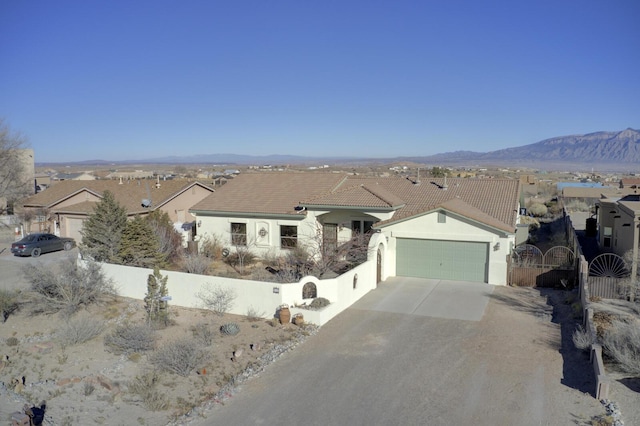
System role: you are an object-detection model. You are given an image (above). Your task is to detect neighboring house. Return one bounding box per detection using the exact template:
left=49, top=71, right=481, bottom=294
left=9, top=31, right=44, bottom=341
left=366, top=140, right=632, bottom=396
left=560, top=186, right=634, bottom=213
left=53, top=172, right=96, bottom=181
left=619, top=178, right=640, bottom=189
left=190, top=173, right=521, bottom=285
left=18, top=179, right=215, bottom=241
left=596, top=194, right=640, bottom=277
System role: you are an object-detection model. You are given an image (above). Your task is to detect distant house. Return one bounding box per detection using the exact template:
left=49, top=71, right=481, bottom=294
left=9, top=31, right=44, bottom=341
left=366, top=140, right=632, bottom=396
left=619, top=178, right=640, bottom=189
left=53, top=172, right=96, bottom=181
left=18, top=179, right=215, bottom=241
left=191, top=173, right=522, bottom=285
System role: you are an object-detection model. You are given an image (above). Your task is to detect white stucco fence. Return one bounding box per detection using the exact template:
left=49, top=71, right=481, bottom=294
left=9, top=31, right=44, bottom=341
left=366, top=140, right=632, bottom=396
left=81, top=244, right=380, bottom=327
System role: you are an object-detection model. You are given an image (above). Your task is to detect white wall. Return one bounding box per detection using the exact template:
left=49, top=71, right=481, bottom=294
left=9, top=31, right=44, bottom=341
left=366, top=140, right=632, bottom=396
left=381, top=210, right=514, bottom=285
left=82, top=248, right=379, bottom=326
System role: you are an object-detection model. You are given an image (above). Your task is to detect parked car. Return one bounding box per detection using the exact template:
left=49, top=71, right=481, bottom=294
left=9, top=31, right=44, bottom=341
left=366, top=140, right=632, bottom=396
left=10, top=233, right=76, bottom=257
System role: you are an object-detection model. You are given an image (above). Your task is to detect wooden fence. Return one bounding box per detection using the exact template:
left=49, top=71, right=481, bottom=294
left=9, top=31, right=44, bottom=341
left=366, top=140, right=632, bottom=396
left=508, top=261, right=576, bottom=288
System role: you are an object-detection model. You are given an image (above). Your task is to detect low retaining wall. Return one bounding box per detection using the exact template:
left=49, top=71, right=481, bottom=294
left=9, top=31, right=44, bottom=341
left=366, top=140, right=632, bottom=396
left=81, top=258, right=377, bottom=327
left=578, top=256, right=610, bottom=400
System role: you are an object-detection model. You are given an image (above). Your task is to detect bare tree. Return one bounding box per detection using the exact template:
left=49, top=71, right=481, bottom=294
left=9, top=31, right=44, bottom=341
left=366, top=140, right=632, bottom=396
left=0, top=119, right=32, bottom=215
left=196, top=284, right=236, bottom=316
left=23, top=257, right=117, bottom=316
left=622, top=250, right=639, bottom=302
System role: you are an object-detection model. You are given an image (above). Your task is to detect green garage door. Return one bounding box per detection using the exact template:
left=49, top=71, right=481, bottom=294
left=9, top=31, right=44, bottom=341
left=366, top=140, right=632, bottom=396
left=396, top=238, right=488, bottom=283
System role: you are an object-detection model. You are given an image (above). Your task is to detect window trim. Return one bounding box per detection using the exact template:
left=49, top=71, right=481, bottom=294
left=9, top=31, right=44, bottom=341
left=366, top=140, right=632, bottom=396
left=231, top=222, right=247, bottom=246
left=280, top=225, right=297, bottom=249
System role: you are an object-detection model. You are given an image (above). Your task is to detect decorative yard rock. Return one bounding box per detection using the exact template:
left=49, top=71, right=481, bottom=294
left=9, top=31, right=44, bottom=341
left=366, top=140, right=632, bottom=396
left=232, top=349, right=243, bottom=361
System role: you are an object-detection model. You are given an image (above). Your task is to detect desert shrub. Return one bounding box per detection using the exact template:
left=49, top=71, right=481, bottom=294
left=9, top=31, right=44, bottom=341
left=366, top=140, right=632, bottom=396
left=181, top=253, right=212, bottom=275
left=83, top=382, right=95, bottom=396
left=564, top=199, right=590, bottom=212
left=5, top=336, right=19, bottom=347
left=23, top=258, right=116, bottom=316
left=528, top=202, right=548, bottom=217
left=196, top=284, right=236, bottom=316
left=128, top=371, right=169, bottom=411
left=0, top=289, right=19, bottom=322
left=572, top=325, right=595, bottom=351
left=309, top=297, right=330, bottom=309
left=593, top=311, right=615, bottom=339
left=199, top=234, right=224, bottom=259
left=602, top=320, right=640, bottom=375
left=149, top=337, right=209, bottom=377
left=220, top=323, right=240, bottom=336
left=57, top=315, right=105, bottom=348
left=246, top=305, right=266, bottom=321
left=104, top=323, right=156, bottom=354
left=191, top=322, right=215, bottom=346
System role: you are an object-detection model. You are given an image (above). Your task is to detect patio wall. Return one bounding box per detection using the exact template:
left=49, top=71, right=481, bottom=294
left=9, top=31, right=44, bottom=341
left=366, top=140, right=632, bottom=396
left=80, top=256, right=377, bottom=327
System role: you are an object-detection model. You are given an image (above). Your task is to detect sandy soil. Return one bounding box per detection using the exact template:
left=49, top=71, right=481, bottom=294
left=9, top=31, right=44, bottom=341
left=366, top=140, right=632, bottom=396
left=0, top=297, right=310, bottom=426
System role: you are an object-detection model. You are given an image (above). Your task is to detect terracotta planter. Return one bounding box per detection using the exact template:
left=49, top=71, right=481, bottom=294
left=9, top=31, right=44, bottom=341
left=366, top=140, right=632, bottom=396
left=293, top=314, right=304, bottom=326
left=279, top=307, right=291, bottom=324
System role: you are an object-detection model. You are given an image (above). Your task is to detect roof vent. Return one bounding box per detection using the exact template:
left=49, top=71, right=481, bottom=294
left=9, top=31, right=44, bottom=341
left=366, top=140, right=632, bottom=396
left=414, top=168, right=421, bottom=185
left=442, top=175, right=448, bottom=190
left=141, top=199, right=152, bottom=208
left=155, top=176, right=161, bottom=189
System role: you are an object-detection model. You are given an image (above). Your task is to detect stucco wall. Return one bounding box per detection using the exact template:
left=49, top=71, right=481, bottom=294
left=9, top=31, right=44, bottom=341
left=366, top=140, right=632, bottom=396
left=161, top=185, right=213, bottom=223
left=82, top=246, right=379, bottom=326
left=195, top=213, right=315, bottom=258
left=381, top=211, right=513, bottom=285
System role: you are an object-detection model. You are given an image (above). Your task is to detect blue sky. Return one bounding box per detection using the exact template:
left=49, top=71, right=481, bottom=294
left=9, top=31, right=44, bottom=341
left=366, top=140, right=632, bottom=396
left=1, top=1, right=639, bottom=163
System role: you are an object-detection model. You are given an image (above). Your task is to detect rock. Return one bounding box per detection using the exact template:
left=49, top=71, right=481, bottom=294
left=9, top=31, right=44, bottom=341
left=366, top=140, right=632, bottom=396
left=232, top=349, right=244, bottom=361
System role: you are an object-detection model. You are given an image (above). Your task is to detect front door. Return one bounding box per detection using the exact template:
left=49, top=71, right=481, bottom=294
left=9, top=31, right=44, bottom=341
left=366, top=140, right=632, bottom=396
left=323, top=223, right=338, bottom=257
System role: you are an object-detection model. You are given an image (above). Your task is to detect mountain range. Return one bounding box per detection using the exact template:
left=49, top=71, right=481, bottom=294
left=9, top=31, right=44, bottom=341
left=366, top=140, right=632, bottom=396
left=43, top=128, right=640, bottom=171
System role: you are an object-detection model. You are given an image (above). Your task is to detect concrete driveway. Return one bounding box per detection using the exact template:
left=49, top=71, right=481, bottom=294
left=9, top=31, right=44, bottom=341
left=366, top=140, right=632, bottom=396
left=356, top=276, right=493, bottom=321
left=192, top=279, right=603, bottom=426
left=0, top=236, right=79, bottom=291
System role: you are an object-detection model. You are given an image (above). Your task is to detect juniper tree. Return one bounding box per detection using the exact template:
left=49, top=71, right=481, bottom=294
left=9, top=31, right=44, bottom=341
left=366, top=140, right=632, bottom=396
left=144, top=266, right=169, bottom=326
left=81, top=190, right=128, bottom=262
left=117, top=215, right=164, bottom=268
left=146, top=209, right=183, bottom=265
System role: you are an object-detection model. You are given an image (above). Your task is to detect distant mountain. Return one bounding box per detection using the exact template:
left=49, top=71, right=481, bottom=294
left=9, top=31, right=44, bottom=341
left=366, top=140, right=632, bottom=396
left=37, top=128, right=640, bottom=170
left=407, top=128, right=640, bottom=166
left=142, top=153, right=359, bottom=165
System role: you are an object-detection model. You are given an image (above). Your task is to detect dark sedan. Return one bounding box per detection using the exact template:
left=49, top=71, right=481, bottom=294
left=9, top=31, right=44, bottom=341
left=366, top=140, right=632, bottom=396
left=10, top=233, right=76, bottom=257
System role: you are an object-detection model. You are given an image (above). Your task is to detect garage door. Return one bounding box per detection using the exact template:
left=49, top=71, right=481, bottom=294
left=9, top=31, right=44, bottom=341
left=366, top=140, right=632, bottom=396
left=66, top=217, right=85, bottom=242
left=396, top=238, right=488, bottom=283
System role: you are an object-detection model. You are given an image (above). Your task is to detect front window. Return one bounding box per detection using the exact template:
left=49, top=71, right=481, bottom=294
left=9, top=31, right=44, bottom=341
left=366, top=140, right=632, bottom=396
left=231, top=223, right=247, bottom=246
left=351, top=220, right=374, bottom=234
left=280, top=225, right=297, bottom=249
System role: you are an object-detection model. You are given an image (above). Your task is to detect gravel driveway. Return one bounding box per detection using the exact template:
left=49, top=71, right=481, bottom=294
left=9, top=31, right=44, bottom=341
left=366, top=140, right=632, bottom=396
left=191, top=281, right=605, bottom=426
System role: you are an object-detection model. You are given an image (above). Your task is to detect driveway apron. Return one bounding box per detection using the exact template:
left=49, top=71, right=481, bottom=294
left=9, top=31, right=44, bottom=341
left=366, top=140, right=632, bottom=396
left=194, top=279, right=603, bottom=426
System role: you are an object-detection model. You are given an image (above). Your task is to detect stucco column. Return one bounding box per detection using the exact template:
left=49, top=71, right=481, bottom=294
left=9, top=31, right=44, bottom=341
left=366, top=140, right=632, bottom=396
left=632, top=216, right=640, bottom=302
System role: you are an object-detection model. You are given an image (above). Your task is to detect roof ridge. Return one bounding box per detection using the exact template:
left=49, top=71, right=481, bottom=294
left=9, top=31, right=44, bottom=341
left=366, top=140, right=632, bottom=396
left=360, top=183, right=405, bottom=208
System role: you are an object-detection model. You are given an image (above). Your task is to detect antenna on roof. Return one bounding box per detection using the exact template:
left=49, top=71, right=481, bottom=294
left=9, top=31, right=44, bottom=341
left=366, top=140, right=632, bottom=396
left=141, top=181, right=152, bottom=208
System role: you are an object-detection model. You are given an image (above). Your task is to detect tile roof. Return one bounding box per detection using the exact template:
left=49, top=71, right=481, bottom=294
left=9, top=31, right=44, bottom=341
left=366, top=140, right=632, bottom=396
left=191, top=173, right=520, bottom=232
left=340, top=176, right=520, bottom=232
left=190, top=173, right=348, bottom=215
left=300, top=182, right=406, bottom=209
left=21, top=179, right=214, bottom=215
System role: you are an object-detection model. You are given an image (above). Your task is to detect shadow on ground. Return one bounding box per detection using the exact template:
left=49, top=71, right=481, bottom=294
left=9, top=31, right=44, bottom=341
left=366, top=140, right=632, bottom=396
left=490, top=287, right=597, bottom=396
left=619, top=377, right=640, bottom=393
